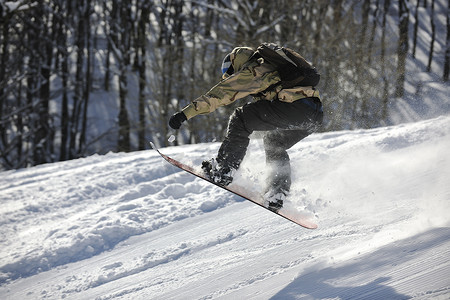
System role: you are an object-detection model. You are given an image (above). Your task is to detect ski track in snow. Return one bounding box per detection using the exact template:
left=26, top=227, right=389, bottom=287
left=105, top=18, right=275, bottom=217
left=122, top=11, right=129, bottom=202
left=0, top=116, right=450, bottom=299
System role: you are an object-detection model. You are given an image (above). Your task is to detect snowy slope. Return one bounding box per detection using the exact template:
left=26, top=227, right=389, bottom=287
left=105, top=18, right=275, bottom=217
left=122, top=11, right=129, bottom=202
left=0, top=116, right=450, bottom=299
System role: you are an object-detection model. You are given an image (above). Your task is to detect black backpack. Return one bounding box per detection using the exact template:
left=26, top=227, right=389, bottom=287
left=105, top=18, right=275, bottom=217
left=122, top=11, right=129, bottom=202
left=253, top=43, right=320, bottom=88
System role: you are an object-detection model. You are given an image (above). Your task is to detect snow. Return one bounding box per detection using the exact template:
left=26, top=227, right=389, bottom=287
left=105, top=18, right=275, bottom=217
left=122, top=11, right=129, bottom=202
left=1, top=115, right=450, bottom=299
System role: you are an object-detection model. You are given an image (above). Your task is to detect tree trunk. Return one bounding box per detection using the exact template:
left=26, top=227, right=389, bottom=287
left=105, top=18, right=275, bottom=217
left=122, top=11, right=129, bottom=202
left=34, top=1, right=53, bottom=165
left=137, top=2, right=150, bottom=150
left=69, top=2, right=86, bottom=159
left=0, top=14, right=9, bottom=152
left=103, top=0, right=111, bottom=91
left=444, top=0, right=450, bottom=81
left=426, top=0, right=435, bottom=72
left=117, top=0, right=132, bottom=152
left=367, top=0, right=380, bottom=65
left=412, top=0, right=421, bottom=58
left=381, top=0, right=391, bottom=121
left=395, top=0, right=409, bottom=98
left=79, top=2, right=92, bottom=155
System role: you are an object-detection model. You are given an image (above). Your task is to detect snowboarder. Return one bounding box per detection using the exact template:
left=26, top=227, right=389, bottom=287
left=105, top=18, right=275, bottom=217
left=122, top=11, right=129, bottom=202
left=169, top=43, right=323, bottom=212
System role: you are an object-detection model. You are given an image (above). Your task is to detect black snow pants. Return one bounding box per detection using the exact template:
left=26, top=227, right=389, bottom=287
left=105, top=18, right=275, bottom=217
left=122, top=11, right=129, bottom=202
left=216, top=97, right=323, bottom=193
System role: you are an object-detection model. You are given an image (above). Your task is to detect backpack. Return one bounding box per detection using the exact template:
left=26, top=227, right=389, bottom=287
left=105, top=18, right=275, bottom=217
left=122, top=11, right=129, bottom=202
left=253, top=43, right=320, bottom=88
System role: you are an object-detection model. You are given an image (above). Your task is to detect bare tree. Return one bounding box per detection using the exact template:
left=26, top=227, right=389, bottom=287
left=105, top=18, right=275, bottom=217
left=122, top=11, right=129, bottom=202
left=445, top=0, right=450, bottom=81
left=395, top=0, right=409, bottom=98
left=426, top=0, right=436, bottom=72
left=1, top=0, right=448, bottom=170
left=136, top=1, right=151, bottom=150
left=412, top=0, right=421, bottom=58
left=381, top=0, right=392, bottom=121
left=116, top=0, right=132, bottom=152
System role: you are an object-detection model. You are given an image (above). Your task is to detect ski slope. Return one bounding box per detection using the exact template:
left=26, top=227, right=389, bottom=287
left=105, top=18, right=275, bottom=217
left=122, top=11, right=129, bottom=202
left=0, top=116, right=449, bottom=299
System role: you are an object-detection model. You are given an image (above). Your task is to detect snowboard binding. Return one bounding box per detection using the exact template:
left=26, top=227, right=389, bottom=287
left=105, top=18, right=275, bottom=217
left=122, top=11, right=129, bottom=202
left=201, top=159, right=234, bottom=186
left=264, top=189, right=287, bottom=212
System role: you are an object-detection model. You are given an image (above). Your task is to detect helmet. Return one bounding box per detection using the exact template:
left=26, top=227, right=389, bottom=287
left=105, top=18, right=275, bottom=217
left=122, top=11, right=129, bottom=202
left=221, top=47, right=255, bottom=79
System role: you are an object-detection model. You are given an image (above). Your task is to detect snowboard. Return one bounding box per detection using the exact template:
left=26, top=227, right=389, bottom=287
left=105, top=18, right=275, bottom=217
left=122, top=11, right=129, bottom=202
left=150, top=142, right=317, bottom=229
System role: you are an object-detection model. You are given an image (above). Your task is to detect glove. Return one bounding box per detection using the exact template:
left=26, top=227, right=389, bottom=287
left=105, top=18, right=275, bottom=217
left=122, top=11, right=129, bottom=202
left=169, top=112, right=187, bottom=129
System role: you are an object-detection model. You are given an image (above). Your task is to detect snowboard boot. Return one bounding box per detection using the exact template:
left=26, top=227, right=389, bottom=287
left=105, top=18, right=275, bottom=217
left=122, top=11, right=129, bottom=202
left=264, top=188, right=288, bottom=212
left=201, top=159, right=234, bottom=186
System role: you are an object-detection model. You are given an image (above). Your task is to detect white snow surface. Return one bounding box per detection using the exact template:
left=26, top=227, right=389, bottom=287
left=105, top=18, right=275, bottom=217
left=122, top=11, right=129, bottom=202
left=1, top=116, right=450, bottom=299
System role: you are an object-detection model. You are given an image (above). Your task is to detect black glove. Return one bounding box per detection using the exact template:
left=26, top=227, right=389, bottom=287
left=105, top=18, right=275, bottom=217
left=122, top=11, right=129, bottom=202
left=169, top=112, right=187, bottom=129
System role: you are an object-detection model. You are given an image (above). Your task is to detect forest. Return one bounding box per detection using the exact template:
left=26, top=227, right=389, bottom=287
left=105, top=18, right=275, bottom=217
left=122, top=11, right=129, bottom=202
left=1, top=0, right=449, bottom=170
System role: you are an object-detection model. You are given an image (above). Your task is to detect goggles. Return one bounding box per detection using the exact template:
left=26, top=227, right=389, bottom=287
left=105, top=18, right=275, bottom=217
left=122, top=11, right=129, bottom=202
left=221, top=53, right=234, bottom=76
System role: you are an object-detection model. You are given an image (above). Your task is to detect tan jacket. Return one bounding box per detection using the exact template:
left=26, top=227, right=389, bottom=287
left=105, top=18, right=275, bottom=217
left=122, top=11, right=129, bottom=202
left=182, top=47, right=320, bottom=120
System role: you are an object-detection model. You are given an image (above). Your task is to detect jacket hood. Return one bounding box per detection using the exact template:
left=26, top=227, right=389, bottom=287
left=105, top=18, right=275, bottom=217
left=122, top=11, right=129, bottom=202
left=222, top=46, right=255, bottom=79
